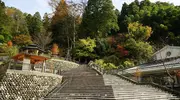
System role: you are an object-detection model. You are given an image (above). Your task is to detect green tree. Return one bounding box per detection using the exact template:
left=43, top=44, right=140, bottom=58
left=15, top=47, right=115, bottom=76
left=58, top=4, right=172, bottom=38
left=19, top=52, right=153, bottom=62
left=125, top=38, right=153, bottom=64
left=0, top=0, right=12, bottom=43
left=6, top=7, right=29, bottom=35
left=26, top=12, right=42, bottom=38
left=80, top=0, right=119, bottom=38
left=74, top=37, right=97, bottom=61
left=32, top=12, right=42, bottom=36
left=25, top=14, right=34, bottom=35
left=118, top=0, right=180, bottom=45
left=43, top=13, right=51, bottom=31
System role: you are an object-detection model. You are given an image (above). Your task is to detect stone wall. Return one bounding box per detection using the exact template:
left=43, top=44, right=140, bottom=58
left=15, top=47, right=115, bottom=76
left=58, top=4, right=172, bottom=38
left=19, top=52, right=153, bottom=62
left=41, top=59, right=79, bottom=71
left=0, top=70, right=62, bottom=100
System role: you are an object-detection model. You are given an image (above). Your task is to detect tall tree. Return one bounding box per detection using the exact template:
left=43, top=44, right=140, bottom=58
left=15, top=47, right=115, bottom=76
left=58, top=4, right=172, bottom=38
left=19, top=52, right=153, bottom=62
left=32, top=12, right=42, bottom=35
left=43, top=13, right=51, bottom=31
left=51, top=0, right=69, bottom=48
left=25, top=14, right=34, bottom=35
left=26, top=12, right=43, bottom=38
left=0, top=0, right=12, bottom=43
left=51, top=0, right=81, bottom=49
left=33, top=29, right=52, bottom=51
left=80, top=0, right=119, bottom=38
left=6, top=7, right=29, bottom=35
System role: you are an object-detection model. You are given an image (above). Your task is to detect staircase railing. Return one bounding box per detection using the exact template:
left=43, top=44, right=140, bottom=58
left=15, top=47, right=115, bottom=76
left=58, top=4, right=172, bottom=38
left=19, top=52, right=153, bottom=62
left=44, top=79, right=69, bottom=98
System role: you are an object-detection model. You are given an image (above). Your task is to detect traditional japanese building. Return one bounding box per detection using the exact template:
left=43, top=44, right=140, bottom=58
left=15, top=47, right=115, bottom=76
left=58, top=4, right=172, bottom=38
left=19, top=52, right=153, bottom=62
left=12, top=44, right=49, bottom=71
left=124, top=45, right=180, bottom=89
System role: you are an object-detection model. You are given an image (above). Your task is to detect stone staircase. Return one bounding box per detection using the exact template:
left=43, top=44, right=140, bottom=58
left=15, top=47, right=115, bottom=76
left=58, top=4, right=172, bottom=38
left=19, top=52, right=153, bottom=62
left=44, top=65, right=115, bottom=99
left=44, top=65, right=180, bottom=100
left=103, top=74, right=179, bottom=100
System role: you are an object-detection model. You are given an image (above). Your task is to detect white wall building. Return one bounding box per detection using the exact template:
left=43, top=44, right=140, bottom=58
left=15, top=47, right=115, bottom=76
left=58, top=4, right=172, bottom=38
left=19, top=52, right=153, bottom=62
left=152, top=45, right=180, bottom=60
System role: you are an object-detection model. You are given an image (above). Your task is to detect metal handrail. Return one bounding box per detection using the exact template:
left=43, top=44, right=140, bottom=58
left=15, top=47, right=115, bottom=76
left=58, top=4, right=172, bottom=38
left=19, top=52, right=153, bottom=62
left=45, top=79, right=69, bottom=98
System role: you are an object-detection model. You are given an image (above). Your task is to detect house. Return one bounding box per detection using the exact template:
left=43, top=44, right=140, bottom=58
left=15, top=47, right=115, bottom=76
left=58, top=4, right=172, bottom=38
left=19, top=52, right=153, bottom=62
left=124, top=45, right=180, bottom=88
left=152, top=45, right=180, bottom=60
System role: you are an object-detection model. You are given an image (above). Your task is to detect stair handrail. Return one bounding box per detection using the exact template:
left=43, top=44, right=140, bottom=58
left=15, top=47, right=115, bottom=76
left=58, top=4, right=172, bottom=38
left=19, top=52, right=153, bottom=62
left=44, top=79, right=69, bottom=98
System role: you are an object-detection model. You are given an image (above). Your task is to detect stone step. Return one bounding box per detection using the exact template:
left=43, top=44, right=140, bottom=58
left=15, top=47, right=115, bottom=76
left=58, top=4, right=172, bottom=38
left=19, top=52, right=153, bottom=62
left=62, top=85, right=112, bottom=89
left=103, top=74, right=179, bottom=99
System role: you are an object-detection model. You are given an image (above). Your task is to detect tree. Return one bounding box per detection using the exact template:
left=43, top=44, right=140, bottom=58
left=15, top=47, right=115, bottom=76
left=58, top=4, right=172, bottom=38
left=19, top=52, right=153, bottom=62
left=51, top=0, right=70, bottom=48
left=51, top=0, right=82, bottom=59
left=128, top=22, right=152, bottom=41
left=26, top=12, right=42, bottom=38
left=6, top=7, right=29, bottom=35
left=25, top=14, right=34, bottom=35
left=51, top=43, right=59, bottom=55
left=33, top=29, right=52, bottom=51
left=31, top=12, right=42, bottom=36
left=0, top=0, right=12, bottom=43
left=125, top=38, right=153, bottom=64
left=74, top=37, right=97, bottom=62
left=80, top=0, right=119, bottom=38
left=43, top=13, right=51, bottom=31
left=12, top=34, right=32, bottom=46
left=118, top=0, right=180, bottom=46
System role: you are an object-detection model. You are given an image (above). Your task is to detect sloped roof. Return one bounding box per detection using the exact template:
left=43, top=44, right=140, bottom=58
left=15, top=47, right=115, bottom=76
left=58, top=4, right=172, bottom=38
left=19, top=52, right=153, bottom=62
left=12, top=53, right=49, bottom=64
left=153, top=45, right=180, bottom=55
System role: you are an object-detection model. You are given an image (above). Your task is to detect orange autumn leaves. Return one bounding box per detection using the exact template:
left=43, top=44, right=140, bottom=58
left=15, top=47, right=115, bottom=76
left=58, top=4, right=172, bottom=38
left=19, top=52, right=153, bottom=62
left=51, top=43, right=59, bottom=55
left=7, top=41, right=13, bottom=47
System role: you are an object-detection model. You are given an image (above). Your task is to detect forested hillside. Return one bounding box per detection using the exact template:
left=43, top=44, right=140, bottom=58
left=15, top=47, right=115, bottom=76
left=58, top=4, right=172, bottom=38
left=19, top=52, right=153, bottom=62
left=1, top=0, right=180, bottom=69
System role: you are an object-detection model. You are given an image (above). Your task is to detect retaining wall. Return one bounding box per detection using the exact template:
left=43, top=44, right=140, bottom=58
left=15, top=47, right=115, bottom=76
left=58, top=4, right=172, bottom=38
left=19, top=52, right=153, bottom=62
left=0, top=70, right=62, bottom=100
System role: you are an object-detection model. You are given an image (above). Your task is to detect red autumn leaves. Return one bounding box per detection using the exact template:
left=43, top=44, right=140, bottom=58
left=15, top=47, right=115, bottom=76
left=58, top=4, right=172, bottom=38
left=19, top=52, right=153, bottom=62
left=117, top=44, right=129, bottom=57
left=108, top=36, right=129, bottom=57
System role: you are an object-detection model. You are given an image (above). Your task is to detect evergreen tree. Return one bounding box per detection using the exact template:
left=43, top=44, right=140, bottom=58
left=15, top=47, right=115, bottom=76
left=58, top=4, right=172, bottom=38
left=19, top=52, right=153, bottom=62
left=80, top=0, right=119, bottom=38
left=51, top=0, right=70, bottom=48
left=43, top=13, right=51, bottom=31
left=32, top=12, right=42, bottom=35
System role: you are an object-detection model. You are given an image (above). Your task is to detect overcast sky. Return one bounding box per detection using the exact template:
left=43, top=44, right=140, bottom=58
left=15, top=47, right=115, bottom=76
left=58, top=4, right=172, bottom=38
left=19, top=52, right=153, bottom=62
left=2, top=0, right=180, bottom=17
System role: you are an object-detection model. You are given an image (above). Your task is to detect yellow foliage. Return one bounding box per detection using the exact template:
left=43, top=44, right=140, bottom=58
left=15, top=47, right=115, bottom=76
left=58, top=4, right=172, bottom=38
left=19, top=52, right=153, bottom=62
left=128, top=22, right=152, bottom=41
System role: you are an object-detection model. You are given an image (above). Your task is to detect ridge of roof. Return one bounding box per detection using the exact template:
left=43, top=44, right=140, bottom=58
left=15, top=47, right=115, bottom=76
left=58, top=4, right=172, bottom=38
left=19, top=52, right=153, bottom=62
left=153, top=45, right=180, bottom=55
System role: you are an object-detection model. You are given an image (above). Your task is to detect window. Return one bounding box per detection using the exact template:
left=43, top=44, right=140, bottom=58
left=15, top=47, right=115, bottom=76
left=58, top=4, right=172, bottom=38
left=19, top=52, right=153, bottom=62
left=166, top=51, right=171, bottom=57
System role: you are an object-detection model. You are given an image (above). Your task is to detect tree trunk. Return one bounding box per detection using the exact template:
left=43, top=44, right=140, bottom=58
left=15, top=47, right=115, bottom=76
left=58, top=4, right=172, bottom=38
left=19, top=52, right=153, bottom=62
left=73, top=17, right=76, bottom=48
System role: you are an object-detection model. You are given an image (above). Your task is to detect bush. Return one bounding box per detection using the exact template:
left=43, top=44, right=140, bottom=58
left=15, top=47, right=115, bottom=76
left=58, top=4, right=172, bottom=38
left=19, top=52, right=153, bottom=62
left=95, top=59, right=117, bottom=70
left=103, top=55, right=120, bottom=65
left=0, top=44, right=19, bottom=58
left=123, top=60, right=135, bottom=68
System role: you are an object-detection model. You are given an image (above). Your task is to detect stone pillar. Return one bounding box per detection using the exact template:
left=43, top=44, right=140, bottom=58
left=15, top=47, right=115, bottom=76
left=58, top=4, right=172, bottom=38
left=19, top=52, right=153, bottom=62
left=22, top=58, right=31, bottom=70
left=42, top=61, right=46, bottom=72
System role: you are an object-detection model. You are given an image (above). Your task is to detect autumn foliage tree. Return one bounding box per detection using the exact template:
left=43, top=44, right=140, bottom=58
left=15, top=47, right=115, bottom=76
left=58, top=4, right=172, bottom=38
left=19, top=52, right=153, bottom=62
left=116, top=44, right=129, bottom=57
left=7, top=41, right=13, bottom=47
left=51, top=43, right=59, bottom=55
left=12, top=34, right=32, bottom=46
left=128, top=22, right=152, bottom=41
